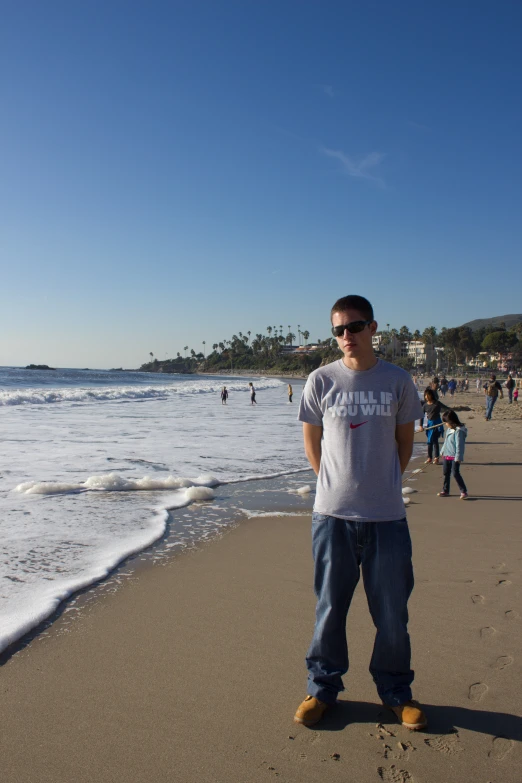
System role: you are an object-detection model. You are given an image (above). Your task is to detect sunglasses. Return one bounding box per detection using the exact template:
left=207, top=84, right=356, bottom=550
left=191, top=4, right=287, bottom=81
left=331, top=320, right=372, bottom=338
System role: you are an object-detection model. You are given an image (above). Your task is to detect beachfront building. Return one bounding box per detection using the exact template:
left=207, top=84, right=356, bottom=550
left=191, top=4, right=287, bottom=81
left=280, top=344, right=321, bottom=354
left=372, top=333, right=402, bottom=356
left=373, top=334, right=435, bottom=367
left=400, top=340, right=436, bottom=367
left=469, top=351, right=517, bottom=372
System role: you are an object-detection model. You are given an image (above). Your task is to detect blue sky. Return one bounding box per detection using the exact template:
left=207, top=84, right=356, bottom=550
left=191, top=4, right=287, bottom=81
left=1, top=0, right=521, bottom=368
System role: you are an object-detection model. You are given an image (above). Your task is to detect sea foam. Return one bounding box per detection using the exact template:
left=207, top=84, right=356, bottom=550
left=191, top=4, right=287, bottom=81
left=15, top=473, right=220, bottom=495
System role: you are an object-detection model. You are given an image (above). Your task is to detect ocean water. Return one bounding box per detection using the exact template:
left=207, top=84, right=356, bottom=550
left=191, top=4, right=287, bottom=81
left=0, top=366, right=423, bottom=656
left=0, top=367, right=311, bottom=655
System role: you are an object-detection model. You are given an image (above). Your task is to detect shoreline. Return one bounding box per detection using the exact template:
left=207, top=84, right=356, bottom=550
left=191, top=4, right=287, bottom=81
left=0, top=468, right=315, bottom=664
left=1, top=394, right=520, bottom=782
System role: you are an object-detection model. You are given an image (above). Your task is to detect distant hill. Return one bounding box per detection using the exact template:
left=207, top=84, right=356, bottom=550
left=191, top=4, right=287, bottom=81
left=461, top=314, right=522, bottom=331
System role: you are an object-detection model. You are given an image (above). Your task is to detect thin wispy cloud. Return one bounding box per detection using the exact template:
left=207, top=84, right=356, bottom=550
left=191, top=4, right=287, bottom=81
left=317, top=83, right=335, bottom=98
left=321, top=148, right=387, bottom=188
left=408, top=120, right=431, bottom=131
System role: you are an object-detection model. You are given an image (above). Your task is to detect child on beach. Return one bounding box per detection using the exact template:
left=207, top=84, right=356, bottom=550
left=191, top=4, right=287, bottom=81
left=514, top=387, right=519, bottom=404
left=419, top=388, right=449, bottom=464
left=438, top=410, right=468, bottom=499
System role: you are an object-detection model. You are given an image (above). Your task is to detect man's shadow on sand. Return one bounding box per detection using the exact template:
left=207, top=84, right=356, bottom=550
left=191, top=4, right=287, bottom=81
left=316, top=700, right=521, bottom=741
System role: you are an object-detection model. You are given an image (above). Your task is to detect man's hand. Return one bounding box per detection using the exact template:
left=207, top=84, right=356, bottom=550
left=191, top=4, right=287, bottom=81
left=303, top=423, right=323, bottom=476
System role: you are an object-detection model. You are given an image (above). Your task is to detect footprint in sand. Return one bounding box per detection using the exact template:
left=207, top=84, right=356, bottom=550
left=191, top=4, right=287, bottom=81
left=424, top=733, right=462, bottom=755
left=496, top=579, right=512, bottom=587
left=504, top=609, right=520, bottom=620
left=492, top=655, right=514, bottom=670
left=377, top=765, right=413, bottom=782
left=492, top=563, right=507, bottom=571
left=488, top=736, right=514, bottom=761
left=468, top=682, right=488, bottom=702
left=480, top=626, right=496, bottom=638
left=383, top=741, right=414, bottom=761
left=471, top=594, right=485, bottom=604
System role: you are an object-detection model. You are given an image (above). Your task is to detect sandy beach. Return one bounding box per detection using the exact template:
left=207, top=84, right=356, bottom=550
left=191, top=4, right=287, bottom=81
left=1, top=391, right=521, bottom=783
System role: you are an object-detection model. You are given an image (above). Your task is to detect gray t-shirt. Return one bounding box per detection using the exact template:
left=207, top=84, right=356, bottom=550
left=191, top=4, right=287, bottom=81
left=298, top=358, right=423, bottom=522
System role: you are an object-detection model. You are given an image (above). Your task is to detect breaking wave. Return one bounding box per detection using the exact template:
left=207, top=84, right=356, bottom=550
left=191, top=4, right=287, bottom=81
left=0, top=378, right=284, bottom=406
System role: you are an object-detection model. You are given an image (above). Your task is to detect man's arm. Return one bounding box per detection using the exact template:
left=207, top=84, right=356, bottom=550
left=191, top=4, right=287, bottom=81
left=395, top=421, right=415, bottom=475
left=303, top=422, right=323, bottom=476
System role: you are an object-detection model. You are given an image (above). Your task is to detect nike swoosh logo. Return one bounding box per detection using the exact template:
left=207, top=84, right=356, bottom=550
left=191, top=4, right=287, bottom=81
left=349, top=421, right=368, bottom=429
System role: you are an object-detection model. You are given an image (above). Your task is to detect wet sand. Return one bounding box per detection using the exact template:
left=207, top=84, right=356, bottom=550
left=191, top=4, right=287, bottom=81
left=0, top=394, right=520, bottom=782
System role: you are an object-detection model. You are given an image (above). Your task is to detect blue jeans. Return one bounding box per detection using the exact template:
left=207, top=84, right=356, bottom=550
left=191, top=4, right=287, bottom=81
left=306, top=514, right=414, bottom=707
left=485, top=395, right=497, bottom=419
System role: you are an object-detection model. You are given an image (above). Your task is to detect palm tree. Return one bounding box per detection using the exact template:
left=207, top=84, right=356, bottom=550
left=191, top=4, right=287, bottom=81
left=202, top=341, right=206, bottom=357
left=247, top=331, right=251, bottom=343
left=184, top=346, right=188, bottom=357
left=177, top=352, right=181, bottom=359
left=149, top=352, right=154, bottom=361
left=302, top=330, right=310, bottom=346
left=297, top=325, right=301, bottom=346
left=212, top=343, right=218, bottom=352
left=267, top=326, right=272, bottom=337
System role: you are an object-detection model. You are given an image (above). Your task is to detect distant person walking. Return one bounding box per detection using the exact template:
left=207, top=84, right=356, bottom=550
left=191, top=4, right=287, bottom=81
left=484, top=374, right=503, bottom=420
left=448, top=379, right=457, bottom=397
left=438, top=410, right=468, bottom=499
left=220, top=386, right=228, bottom=405
left=249, top=382, right=257, bottom=405
left=288, top=383, right=293, bottom=403
left=476, top=378, right=482, bottom=394
left=506, top=374, right=515, bottom=404
left=439, top=377, right=448, bottom=397
left=419, top=388, right=449, bottom=465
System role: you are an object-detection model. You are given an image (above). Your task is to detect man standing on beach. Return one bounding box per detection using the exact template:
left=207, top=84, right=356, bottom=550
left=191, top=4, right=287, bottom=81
left=484, top=373, right=503, bottom=420
left=294, top=295, right=427, bottom=730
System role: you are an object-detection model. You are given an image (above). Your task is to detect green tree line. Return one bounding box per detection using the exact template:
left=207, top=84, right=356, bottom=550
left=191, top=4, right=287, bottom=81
left=140, top=321, right=522, bottom=375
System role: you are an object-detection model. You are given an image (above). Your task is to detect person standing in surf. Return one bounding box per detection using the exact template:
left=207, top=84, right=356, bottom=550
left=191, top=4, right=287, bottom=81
left=294, top=294, right=427, bottom=731
left=288, top=383, right=293, bottom=403
left=220, top=386, right=228, bottom=405
left=248, top=382, right=257, bottom=405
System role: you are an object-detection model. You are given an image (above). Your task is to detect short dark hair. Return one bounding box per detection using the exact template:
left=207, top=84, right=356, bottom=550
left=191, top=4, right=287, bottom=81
left=490, top=373, right=497, bottom=380
left=330, top=295, right=374, bottom=322
left=424, top=388, right=436, bottom=402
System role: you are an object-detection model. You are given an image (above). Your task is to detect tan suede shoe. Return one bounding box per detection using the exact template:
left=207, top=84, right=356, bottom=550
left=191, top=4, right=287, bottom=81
left=293, top=695, right=329, bottom=726
left=386, top=700, right=427, bottom=730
